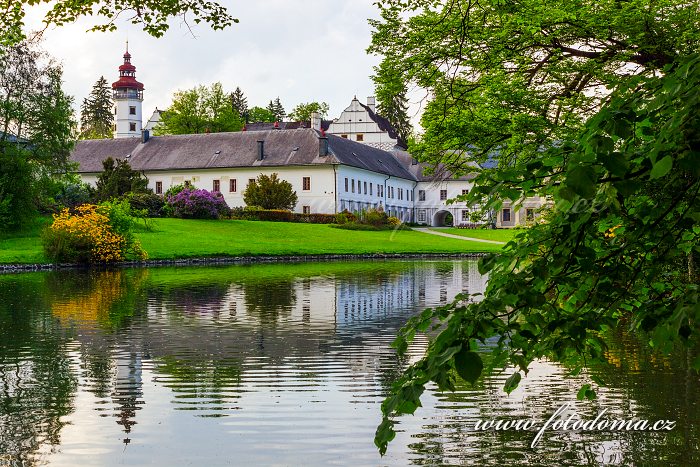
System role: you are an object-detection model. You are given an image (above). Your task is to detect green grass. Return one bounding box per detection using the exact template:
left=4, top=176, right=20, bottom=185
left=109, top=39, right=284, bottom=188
left=430, top=227, right=521, bottom=243
left=1, top=218, right=505, bottom=265
left=0, top=217, right=51, bottom=264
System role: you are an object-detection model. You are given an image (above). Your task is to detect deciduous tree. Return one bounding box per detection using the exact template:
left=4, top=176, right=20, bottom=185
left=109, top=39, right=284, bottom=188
left=2, top=0, right=235, bottom=46
left=288, top=102, right=329, bottom=123
left=155, top=82, right=243, bottom=135
left=369, top=0, right=700, bottom=454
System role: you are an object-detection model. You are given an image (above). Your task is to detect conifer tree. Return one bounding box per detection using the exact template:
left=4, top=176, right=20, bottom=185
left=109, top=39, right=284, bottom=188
left=266, top=97, right=286, bottom=122
left=372, top=59, right=411, bottom=143
left=80, top=76, right=114, bottom=139
left=230, top=86, right=248, bottom=120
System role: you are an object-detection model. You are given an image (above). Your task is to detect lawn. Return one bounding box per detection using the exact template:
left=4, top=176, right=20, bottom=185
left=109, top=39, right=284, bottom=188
left=430, top=227, right=521, bottom=243
left=1, top=218, right=505, bottom=265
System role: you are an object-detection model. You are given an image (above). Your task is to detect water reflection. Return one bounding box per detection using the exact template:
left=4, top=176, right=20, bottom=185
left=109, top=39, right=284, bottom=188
left=0, top=261, right=697, bottom=466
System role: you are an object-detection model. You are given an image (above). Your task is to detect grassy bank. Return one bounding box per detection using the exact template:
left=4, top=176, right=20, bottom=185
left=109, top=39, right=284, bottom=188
left=1, top=218, right=505, bottom=265
left=430, top=228, right=519, bottom=243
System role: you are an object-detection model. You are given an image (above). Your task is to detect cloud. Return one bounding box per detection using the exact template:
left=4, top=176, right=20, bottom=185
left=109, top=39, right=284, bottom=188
left=23, top=0, right=383, bottom=120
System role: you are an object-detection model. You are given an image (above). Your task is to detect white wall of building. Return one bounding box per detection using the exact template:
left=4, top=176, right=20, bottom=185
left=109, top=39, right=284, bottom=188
left=335, top=165, right=415, bottom=221
left=114, top=98, right=143, bottom=138
left=83, top=165, right=339, bottom=214
left=327, top=97, right=399, bottom=151
left=413, top=180, right=479, bottom=226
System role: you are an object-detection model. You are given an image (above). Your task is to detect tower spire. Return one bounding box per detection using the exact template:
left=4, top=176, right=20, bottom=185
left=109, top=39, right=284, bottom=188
left=112, top=47, right=144, bottom=138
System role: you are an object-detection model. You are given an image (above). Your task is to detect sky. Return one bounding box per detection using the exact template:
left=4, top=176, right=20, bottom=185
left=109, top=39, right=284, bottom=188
left=24, top=1, right=395, bottom=123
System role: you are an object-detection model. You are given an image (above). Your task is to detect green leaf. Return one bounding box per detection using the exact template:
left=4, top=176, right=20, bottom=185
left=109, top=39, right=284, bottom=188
left=503, top=372, right=522, bottom=394
left=454, top=349, right=483, bottom=384
left=577, top=384, right=591, bottom=400
left=650, top=155, right=673, bottom=179
left=565, top=166, right=597, bottom=199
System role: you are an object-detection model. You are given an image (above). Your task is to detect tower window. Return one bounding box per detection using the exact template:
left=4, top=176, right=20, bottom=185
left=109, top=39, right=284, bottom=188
left=129, top=106, right=136, bottom=115
left=356, top=134, right=364, bottom=142
left=129, top=122, right=136, bottom=132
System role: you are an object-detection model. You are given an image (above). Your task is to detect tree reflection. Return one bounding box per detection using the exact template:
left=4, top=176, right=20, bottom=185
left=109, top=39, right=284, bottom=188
left=243, top=280, right=296, bottom=324
left=0, top=274, right=77, bottom=465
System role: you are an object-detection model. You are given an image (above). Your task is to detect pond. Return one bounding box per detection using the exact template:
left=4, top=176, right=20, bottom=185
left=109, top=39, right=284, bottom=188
left=0, top=260, right=697, bottom=465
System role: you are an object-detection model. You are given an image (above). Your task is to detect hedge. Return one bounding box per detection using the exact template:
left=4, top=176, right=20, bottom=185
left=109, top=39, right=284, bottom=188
left=230, top=208, right=336, bottom=224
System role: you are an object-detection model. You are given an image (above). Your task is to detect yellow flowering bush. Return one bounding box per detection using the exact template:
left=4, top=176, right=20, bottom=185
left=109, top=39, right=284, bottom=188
left=43, top=203, right=148, bottom=264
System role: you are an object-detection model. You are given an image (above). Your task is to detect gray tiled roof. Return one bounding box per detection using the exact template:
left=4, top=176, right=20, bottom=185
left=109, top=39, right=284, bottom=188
left=71, top=129, right=417, bottom=180
left=391, top=150, right=475, bottom=182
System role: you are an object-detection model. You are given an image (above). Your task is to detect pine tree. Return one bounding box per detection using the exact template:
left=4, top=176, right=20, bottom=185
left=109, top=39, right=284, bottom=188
left=230, top=86, right=248, bottom=120
left=80, top=76, right=114, bottom=139
left=266, top=97, right=286, bottom=122
left=373, top=59, right=412, bottom=144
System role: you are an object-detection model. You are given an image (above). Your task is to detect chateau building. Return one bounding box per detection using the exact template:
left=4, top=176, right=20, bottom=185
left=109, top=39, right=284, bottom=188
left=75, top=49, right=544, bottom=227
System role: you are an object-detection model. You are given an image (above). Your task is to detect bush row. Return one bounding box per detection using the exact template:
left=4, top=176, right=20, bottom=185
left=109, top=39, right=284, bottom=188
left=230, top=207, right=337, bottom=224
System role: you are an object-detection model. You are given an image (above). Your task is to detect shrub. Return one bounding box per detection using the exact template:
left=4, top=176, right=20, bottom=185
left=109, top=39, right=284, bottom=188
left=165, top=184, right=186, bottom=199
left=167, top=188, right=230, bottom=219
left=124, top=192, right=166, bottom=217
left=243, top=173, right=298, bottom=210
left=42, top=203, right=148, bottom=264
left=387, top=216, right=401, bottom=226
left=363, top=209, right=389, bottom=227
left=335, top=210, right=357, bottom=225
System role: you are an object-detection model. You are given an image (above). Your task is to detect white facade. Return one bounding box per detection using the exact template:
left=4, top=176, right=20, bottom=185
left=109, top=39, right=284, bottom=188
left=143, top=109, right=162, bottom=132
left=335, top=165, right=415, bottom=221
left=82, top=165, right=339, bottom=214
left=327, top=97, right=401, bottom=151
left=114, top=97, right=143, bottom=138
left=413, top=180, right=479, bottom=226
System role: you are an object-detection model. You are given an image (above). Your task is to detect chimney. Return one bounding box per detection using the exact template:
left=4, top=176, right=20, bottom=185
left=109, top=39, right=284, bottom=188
left=319, top=137, right=329, bottom=157
left=367, top=96, right=376, bottom=112
left=311, top=112, right=321, bottom=131
left=257, top=140, right=265, bottom=160
left=141, top=129, right=150, bottom=143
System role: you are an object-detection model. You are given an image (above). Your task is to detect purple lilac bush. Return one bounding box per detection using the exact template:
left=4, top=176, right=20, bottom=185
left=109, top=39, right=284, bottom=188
left=166, top=188, right=230, bottom=219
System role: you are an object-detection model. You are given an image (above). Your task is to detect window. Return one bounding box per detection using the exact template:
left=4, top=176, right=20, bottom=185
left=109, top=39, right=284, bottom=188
left=249, top=178, right=255, bottom=186
left=369, top=183, right=373, bottom=196
left=462, top=189, right=469, bottom=196
left=114, top=107, right=117, bottom=115
left=364, top=181, right=367, bottom=194
left=526, top=208, right=535, bottom=221
left=341, top=134, right=348, bottom=139
left=398, top=188, right=403, bottom=200
left=461, top=210, right=470, bottom=221
left=230, top=179, right=237, bottom=192
left=345, top=177, right=349, bottom=192
left=303, top=206, right=311, bottom=214
left=184, top=180, right=192, bottom=188
left=380, top=185, right=384, bottom=197
left=352, top=179, right=355, bottom=193
left=155, top=181, right=163, bottom=195
left=129, top=122, right=136, bottom=132
left=418, top=190, right=426, bottom=201
left=417, top=210, right=426, bottom=223
left=129, top=106, right=136, bottom=115
left=503, top=208, right=512, bottom=223
left=410, top=191, right=413, bottom=201
left=303, top=176, right=311, bottom=191
left=356, top=134, right=364, bottom=142
left=212, top=180, right=220, bottom=192
left=440, top=189, right=447, bottom=201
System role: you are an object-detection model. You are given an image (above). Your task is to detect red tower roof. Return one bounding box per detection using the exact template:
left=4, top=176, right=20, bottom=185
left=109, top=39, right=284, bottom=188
left=112, top=47, right=144, bottom=91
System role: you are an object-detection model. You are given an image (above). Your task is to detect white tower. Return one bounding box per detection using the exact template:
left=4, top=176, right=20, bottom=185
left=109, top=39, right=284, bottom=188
left=112, top=43, right=144, bottom=138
